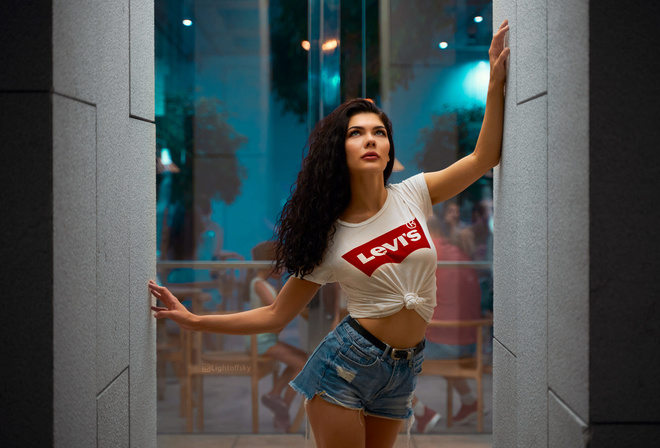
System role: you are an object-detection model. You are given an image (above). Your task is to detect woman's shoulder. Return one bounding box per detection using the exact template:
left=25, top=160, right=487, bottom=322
left=387, top=173, right=432, bottom=215
left=387, top=172, right=426, bottom=191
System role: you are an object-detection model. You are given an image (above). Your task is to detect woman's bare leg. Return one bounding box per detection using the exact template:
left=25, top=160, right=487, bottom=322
left=364, top=415, right=404, bottom=448
left=306, top=395, right=366, bottom=448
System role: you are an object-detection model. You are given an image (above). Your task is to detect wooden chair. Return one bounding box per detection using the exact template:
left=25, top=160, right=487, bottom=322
left=156, top=286, right=209, bottom=417
left=420, top=317, right=493, bottom=432
left=156, top=319, right=185, bottom=405
left=182, top=311, right=281, bottom=433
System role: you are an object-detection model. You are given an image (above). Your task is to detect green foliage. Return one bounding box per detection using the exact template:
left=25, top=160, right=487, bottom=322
left=415, top=105, right=490, bottom=202
left=193, top=97, right=248, bottom=206
left=269, top=0, right=454, bottom=120
left=270, top=0, right=308, bottom=121
left=340, top=0, right=381, bottom=101
left=156, top=92, right=248, bottom=212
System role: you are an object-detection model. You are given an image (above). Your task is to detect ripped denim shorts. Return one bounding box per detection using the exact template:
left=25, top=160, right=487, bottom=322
left=289, top=315, right=425, bottom=420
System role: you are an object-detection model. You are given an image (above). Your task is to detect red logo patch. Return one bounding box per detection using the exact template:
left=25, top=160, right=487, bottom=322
left=342, top=218, right=431, bottom=276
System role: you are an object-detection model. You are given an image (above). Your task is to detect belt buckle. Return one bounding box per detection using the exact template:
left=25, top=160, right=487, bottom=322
left=390, top=348, right=412, bottom=360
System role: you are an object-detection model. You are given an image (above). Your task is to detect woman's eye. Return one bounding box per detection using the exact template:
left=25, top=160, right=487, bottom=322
left=349, top=130, right=360, bottom=137
left=376, top=130, right=386, bottom=136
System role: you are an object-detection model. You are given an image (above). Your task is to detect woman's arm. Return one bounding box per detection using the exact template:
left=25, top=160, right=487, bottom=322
left=149, top=277, right=320, bottom=334
left=424, top=19, right=510, bottom=205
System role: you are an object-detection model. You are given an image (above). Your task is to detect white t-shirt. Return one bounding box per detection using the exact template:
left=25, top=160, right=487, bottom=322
left=298, top=173, right=437, bottom=322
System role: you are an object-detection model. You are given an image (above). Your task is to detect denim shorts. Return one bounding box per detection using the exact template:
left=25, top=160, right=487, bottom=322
left=289, top=316, right=425, bottom=420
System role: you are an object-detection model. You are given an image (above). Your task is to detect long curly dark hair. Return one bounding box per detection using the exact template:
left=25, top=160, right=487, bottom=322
left=274, top=98, right=396, bottom=279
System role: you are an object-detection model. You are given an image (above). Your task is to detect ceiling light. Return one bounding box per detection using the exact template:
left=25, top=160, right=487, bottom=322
left=182, top=19, right=192, bottom=26
left=321, top=39, right=339, bottom=51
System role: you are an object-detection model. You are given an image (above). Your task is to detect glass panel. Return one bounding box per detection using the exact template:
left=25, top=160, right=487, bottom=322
left=155, top=0, right=313, bottom=434
left=381, top=0, right=494, bottom=434
left=156, top=0, right=493, bottom=438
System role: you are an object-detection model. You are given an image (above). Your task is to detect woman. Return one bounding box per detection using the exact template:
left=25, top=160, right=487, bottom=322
left=150, top=20, right=509, bottom=447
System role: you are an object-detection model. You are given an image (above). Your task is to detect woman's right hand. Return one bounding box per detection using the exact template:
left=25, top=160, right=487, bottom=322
left=489, top=19, right=510, bottom=85
left=149, top=280, right=198, bottom=330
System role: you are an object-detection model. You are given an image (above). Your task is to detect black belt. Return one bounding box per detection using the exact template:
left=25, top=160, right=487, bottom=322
left=346, top=316, right=425, bottom=360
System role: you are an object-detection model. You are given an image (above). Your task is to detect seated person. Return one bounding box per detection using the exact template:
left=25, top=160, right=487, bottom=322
left=249, top=241, right=308, bottom=432
left=412, top=215, right=483, bottom=433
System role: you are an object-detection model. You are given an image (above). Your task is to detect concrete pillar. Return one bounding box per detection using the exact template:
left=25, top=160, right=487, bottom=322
left=493, top=0, right=660, bottom=446
left=0, top=1, right=156, bottom=446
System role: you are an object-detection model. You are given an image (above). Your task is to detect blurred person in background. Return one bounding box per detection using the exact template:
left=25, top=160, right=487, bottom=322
left=411, top=215, right=482, bottom=433
left=248, top=241, right=308, bottom=432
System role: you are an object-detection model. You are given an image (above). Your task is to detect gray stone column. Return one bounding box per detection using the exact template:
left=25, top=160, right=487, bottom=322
left=0, top=1, right=156, bottom=446
left=493, top=0, right=660, bottom=446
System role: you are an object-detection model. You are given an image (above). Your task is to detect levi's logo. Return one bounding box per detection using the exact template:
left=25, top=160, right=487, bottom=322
left=342, top=218, right=430, bottom=276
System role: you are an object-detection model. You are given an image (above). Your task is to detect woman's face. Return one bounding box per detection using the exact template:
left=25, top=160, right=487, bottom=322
left=344, top=112, right=390, bottom=176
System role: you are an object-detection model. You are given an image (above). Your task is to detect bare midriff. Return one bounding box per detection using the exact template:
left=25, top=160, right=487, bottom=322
left=356, top=307, right=427, bottom=349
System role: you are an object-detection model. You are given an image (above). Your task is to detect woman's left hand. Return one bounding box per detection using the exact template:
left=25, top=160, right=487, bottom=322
left=148, top=280, right=198, bottom=330
left=489, top=19, right=510, bottom=85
